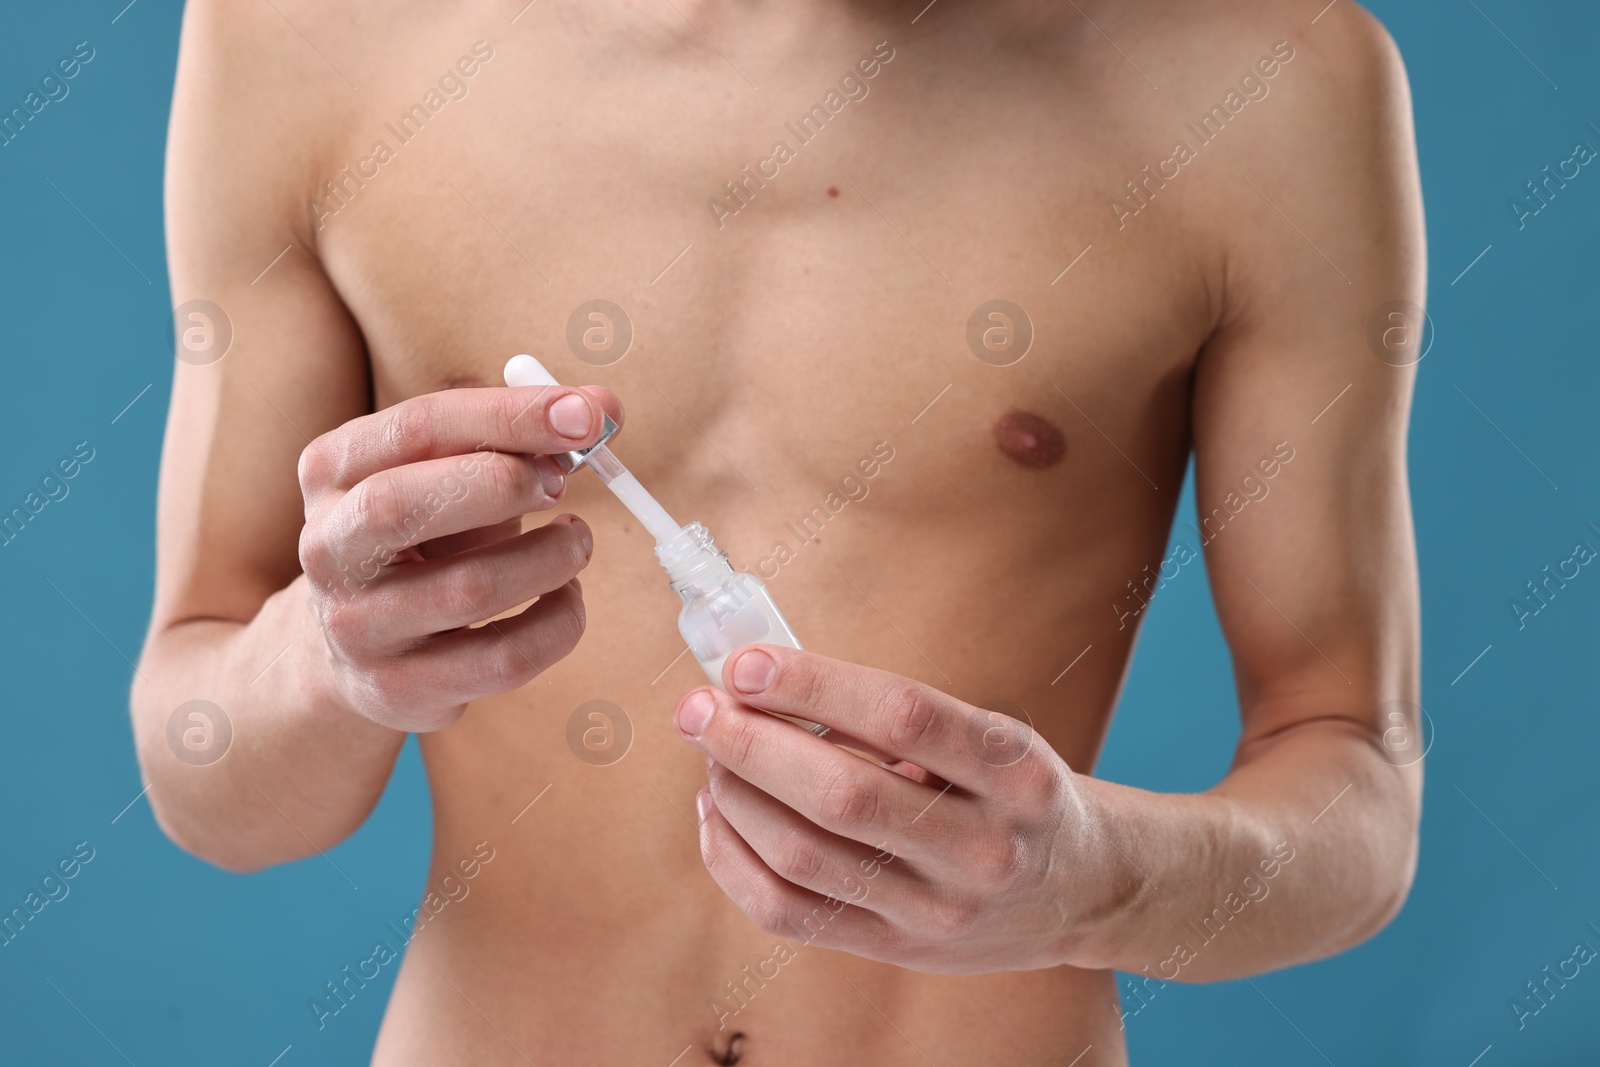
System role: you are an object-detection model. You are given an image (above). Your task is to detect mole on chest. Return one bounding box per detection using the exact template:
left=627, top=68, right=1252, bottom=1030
left=992, top=409, right=1066, bottom=469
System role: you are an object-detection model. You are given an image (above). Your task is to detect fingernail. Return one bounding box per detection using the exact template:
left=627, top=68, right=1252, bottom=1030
left=568, top=516, right=593, bottom=559
left=732, top=649, right=776, bottom=694
left=535, top=457, right=565, bottom=498
left=550, top=393, right=593, bottom=439
left=696, top=789, right=714, bottom=823
left=677, top=689, right=716, bottom=738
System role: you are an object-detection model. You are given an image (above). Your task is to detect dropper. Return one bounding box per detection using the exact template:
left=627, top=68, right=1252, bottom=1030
left=506, top=356, right=828, bottom=735
left=503, top=355, right=683, bottom=544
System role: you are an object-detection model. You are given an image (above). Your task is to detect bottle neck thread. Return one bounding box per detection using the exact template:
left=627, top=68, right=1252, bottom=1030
left=655, top=522, right=732, bottom=592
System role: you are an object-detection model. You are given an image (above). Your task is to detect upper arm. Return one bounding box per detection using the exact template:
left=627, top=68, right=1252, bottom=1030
left=154, top=0, right=369, bottom=631
left=1189, top=8, right=1424, bottom=746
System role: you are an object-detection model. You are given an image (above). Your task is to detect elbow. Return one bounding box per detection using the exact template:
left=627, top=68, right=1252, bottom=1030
left=1326, top=725, right=1423, bottom=953
left=137, top=753, right=346, bottom=874
left=130, top=657, right=295, bottom=874
left=132, top=693, right=250, bottom=872
left=127, top=633, right=389, bottom=875
left=132, top=714, right=315, bottom=876
left=135, top=739, right=369, bottom=875
left=1328, top=799, right=1420, bottom=956
left=152, top=819, right=265, bottom=876
left=146, top=794, right=276, bottom=874
left=1351, top=824, right=1420, bottom=946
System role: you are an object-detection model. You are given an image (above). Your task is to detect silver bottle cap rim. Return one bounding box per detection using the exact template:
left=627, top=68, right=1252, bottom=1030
left=551, top=411, right=619, bottom=474
left=502, top=354, right=619, bottom=474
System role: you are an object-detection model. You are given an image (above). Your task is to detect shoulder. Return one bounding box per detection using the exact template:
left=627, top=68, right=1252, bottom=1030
left=167, top=0, right=346, bottom=254
left=1125, top=0, right=1424, bottom=309
left=1078, top=0, right=1420, bottom=237
left=170, top=0, right=368, bottom=132
left=1251, top=0, right=1413, bottom=150
left=1128, top=0, right=1411, bottom=132
left=169, top=0, right=462, bottom=249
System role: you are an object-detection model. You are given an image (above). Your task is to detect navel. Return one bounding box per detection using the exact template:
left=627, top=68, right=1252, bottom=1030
left=993, top=409, right=1066, bottom=469
left=711, top=1031, right=745, bottom=1065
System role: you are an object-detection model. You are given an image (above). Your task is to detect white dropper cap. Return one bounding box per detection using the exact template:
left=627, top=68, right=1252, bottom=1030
left=504, top=353, right=561, bottom=390
left=502, top=355, right=682, bottom=544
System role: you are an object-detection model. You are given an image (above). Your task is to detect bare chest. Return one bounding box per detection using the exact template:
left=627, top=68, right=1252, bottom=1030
left=312, top=13, right=1213, bottom=541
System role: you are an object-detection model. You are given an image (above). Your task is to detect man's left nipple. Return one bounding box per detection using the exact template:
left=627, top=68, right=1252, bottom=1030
left=992, top=409, right=1067, bottom=469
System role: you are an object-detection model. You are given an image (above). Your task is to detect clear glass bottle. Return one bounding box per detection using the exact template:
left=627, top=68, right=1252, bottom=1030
left=656, top=523, right=828, bottom=735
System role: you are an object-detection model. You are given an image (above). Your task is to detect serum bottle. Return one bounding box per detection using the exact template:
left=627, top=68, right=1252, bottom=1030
left=503, top=355, right=826, bottom=735
left=656, top=523, right=827, bottom=734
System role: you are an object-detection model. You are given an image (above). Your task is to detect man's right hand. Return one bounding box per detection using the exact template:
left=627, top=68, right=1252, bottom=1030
left=295, top=382, right=622, bottom=733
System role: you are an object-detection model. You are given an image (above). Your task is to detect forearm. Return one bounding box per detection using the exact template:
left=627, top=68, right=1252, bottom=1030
left=131, top=575, right=406, bottom=872
left=1068, top=719, right=1420, bottom=981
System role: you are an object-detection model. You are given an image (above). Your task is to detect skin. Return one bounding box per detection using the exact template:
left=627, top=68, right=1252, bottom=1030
left=136, top=0, right=1425, bottom=1063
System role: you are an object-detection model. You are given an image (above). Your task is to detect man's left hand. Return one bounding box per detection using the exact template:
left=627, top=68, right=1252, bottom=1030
left=672, top=644, right=1128, bottom=975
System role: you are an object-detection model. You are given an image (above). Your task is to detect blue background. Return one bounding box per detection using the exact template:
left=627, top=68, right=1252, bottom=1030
left=1, top=2, right=1595, bottom=1064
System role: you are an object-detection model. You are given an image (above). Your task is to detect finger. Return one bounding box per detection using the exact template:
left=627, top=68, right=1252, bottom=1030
left=397, top=580, right=587, bottom=704
left=417, top=516, right=524, bottom=559
left=708, top=764, right=917, bottom=920
left=356, top=517, right=591, bottom=647
left=318, top=450, right=566, bottom=568
left=885, top=760, right=947, bottom=789
left=577, top=385, right=624, bottom=435
left=301, top=384, right=622, bottom=494
left=696, top=789, right=905, bottom=962
left=722, top=646, right=1014, bottom=792
left=674, top=687, right=958, bottom=861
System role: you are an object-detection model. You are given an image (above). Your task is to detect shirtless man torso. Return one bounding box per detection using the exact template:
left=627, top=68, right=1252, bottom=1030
left=136, top=1, right=1425, bottom=1063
